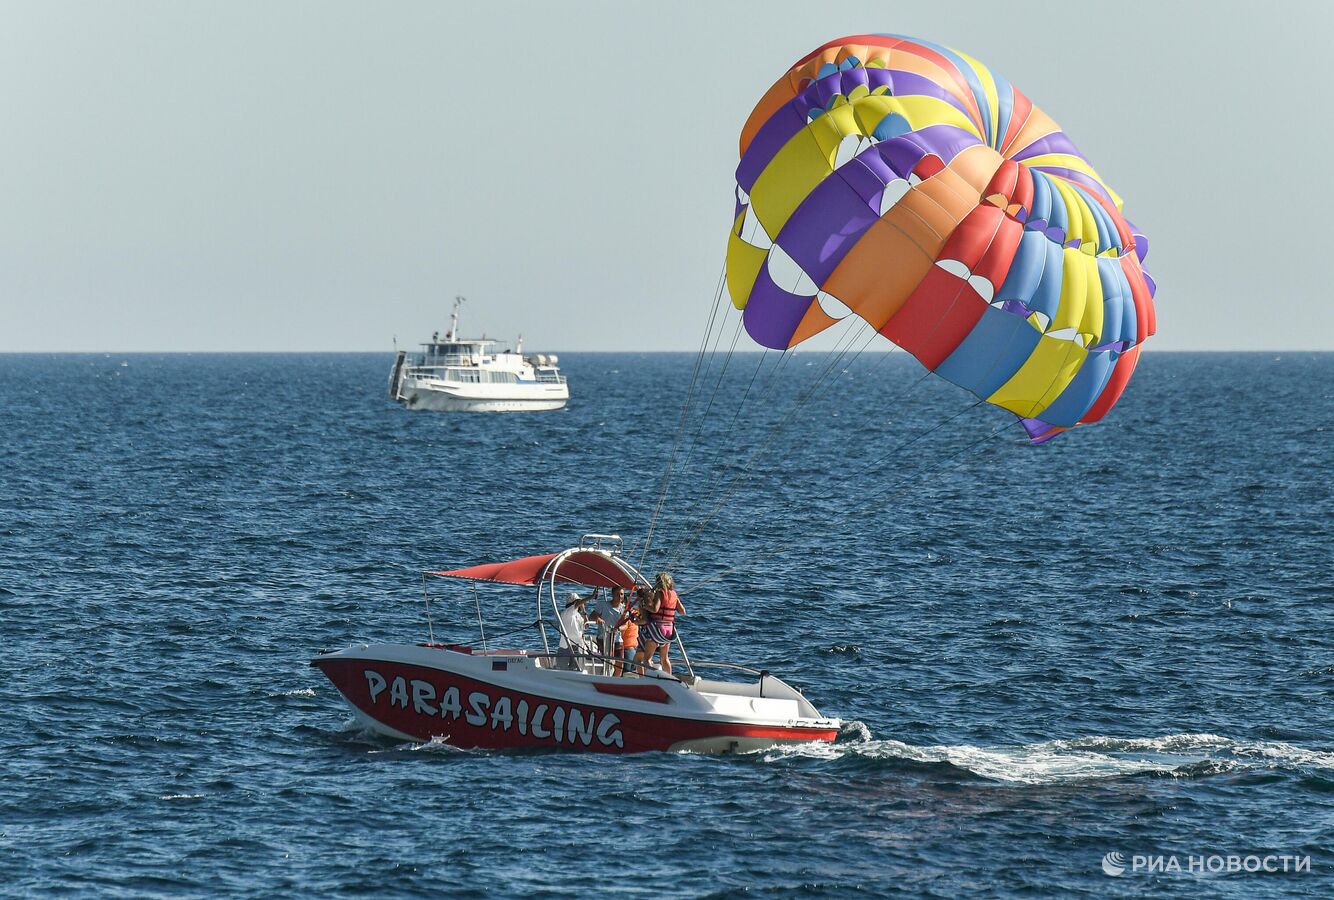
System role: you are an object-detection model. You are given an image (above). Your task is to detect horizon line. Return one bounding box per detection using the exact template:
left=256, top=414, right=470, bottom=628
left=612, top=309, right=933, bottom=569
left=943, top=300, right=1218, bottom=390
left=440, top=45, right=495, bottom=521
left=0, top=348, right=1330, bottom=355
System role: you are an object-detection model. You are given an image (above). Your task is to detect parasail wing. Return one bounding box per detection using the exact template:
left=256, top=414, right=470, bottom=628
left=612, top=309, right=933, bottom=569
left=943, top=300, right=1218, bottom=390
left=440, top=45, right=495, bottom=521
left=727, top=34, right=1156, bottom=442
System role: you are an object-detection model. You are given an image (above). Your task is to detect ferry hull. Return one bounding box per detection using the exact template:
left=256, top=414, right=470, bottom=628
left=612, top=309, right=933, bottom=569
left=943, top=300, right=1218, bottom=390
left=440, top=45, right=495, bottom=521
left=399, top=385, right=568, bottom=413
left=311, top=651, right=840, bottom=754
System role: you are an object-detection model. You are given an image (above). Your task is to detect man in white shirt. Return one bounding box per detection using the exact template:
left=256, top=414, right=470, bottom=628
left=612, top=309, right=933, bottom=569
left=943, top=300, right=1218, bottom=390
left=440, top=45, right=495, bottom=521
left=557, top=593, right=588, bottom=669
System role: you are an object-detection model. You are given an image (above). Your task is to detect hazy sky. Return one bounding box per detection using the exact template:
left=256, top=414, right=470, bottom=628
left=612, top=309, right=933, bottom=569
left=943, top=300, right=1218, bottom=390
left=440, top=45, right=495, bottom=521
left=1, top=1, right=1327, bottom=351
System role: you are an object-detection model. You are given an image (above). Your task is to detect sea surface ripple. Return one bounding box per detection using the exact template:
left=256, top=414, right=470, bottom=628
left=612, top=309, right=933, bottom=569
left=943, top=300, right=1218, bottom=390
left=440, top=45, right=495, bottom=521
left=1, top=351, right=1331, bottom=897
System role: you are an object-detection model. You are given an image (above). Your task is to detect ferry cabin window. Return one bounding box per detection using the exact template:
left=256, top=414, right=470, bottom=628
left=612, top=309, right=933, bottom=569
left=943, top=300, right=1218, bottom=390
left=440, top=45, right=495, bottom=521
left=428, top=344, right=472, bottom=358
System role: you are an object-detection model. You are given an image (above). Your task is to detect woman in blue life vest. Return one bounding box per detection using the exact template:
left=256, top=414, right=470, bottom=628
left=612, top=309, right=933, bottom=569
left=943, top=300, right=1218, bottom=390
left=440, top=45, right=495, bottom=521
left=633, top=572, right=685, bottom=676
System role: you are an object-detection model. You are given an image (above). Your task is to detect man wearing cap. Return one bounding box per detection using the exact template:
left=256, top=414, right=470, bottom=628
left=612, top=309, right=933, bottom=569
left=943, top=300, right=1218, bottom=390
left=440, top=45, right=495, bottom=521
left=556, top=592, right=589, bottom=670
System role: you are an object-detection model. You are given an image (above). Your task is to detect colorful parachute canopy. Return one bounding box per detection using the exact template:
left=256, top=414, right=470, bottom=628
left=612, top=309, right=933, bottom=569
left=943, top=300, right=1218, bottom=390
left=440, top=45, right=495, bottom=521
left=727, top=34, right=1156, bottom=442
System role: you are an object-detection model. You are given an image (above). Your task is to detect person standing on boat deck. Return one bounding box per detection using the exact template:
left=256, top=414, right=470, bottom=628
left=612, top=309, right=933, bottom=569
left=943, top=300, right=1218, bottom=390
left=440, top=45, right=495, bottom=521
left=556, top=593, right=588, bottom=670
left=634, top=572, right=685, bottom=676
left=590, top=588, right=627, bottom=663
left=613, top=594, right=640, bottom=680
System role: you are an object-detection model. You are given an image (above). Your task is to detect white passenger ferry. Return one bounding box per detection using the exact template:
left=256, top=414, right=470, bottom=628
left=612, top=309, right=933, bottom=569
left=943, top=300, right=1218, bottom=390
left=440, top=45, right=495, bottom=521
left=388, top=298, right=568, bottom=412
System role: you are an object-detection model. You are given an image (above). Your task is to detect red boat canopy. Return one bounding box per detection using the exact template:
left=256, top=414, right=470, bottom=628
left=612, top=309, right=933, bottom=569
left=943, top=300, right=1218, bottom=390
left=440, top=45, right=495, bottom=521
left=432, top=550, right=636, bottom=589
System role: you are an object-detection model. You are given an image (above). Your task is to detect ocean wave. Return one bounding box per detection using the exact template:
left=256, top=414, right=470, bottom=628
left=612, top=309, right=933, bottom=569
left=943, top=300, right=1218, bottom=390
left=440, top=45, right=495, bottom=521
left=754, top=725, right=1334, bottom=784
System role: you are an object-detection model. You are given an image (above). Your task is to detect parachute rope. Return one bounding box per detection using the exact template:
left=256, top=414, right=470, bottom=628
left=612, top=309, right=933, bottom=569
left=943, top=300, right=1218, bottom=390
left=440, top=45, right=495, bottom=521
left=807, top=411, right=1012, bottom=534
left=664, top=322, right=881, bottom=568
left=662, top=292, right=1001, bottom=574
left=673, top=392, right=986, bottom=572
left=663, top=318, right=879, bottom=568
left=677, top=417, right=1015, bottom=595
left=665, top=321, right=870, bottom=566
left=670, top=345, right=777, bottom=530
left=640, top=263, right=729, bottom=566
left=676, top=346, right=799, bottom=518
left=843, top=393, right=983, bottom=485
left=669, top=312, right=747, bottom=494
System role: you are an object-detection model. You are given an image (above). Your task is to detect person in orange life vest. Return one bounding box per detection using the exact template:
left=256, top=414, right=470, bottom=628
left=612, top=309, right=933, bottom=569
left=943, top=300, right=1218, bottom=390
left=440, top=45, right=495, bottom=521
left=616, top=612, right=639, bottom=676
left=619, top=587, right=652, bottom=676
left=633, top=572, right=685, bottom=676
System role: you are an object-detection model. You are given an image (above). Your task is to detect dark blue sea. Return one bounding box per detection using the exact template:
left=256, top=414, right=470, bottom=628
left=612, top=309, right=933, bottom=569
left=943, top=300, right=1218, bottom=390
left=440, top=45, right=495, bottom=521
left=2, top=351, right=1331, bottom=897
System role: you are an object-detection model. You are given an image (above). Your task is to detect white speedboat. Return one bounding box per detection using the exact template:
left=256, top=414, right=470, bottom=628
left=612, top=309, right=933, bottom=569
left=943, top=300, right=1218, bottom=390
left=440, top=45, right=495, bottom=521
left=311, top=534, right=840, bottom=753
left=388, top=297, right=568, bottom=412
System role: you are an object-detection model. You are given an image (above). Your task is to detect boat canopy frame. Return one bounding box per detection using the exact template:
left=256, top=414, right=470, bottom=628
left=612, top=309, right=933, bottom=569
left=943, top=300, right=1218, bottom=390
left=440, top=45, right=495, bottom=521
left=430, top=534, right=694, bottom=678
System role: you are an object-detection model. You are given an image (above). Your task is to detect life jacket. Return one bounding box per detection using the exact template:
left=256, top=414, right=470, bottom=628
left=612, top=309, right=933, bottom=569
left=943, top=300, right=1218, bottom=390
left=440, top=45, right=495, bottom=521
left=619, top=618, right=639, bottom=646
left=651, top=588, right=679, bottom=626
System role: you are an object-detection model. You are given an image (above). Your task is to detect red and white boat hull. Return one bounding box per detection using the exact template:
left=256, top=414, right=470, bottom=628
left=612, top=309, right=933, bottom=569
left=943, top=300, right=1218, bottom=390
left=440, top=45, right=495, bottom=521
left=311, top=643, right=841, bottom=754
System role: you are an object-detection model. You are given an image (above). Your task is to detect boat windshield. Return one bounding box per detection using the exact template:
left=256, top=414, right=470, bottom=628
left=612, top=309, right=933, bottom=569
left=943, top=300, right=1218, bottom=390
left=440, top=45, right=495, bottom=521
left=419, top=341, right=492, bottom=363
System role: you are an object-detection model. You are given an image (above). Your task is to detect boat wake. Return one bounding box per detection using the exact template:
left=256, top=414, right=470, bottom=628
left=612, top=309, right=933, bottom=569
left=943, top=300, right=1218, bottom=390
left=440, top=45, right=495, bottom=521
left=754, top=723, right=1334, bottom=784
left=371, top=735, right=480, bottom=756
